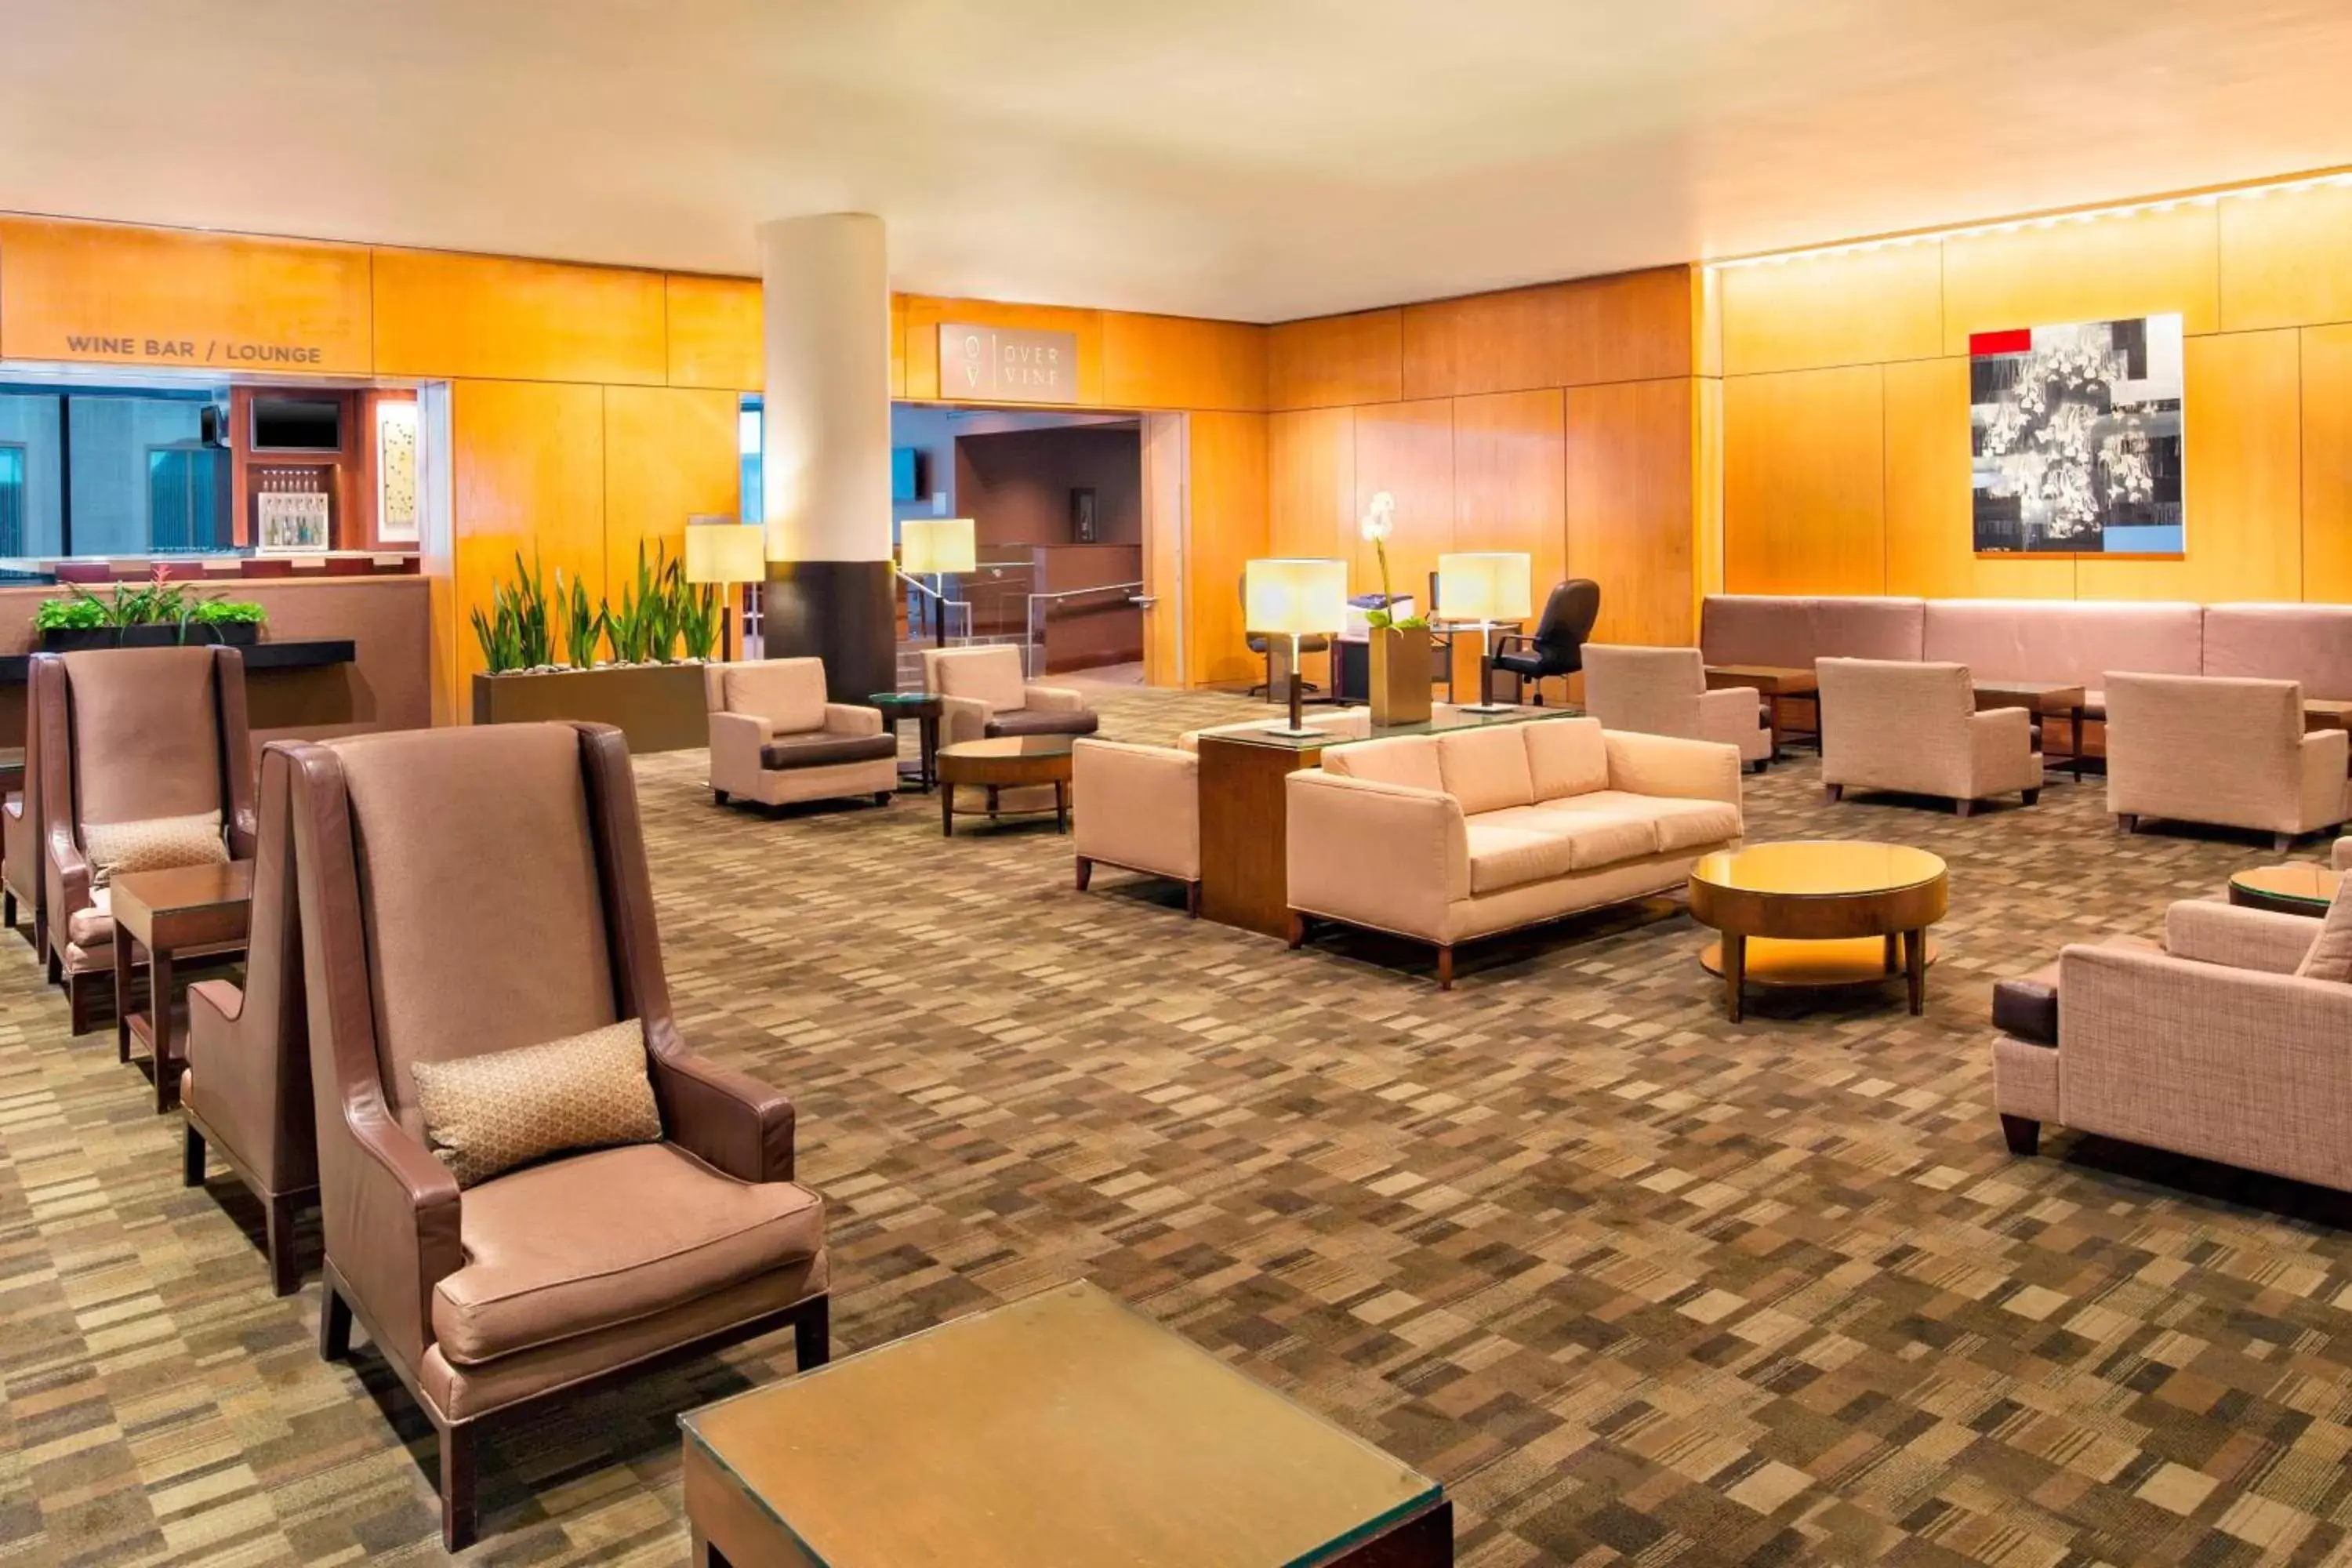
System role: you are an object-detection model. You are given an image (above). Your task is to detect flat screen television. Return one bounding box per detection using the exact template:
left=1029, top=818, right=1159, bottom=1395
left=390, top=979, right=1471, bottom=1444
left=891, top=447, right=924, bottom=503
left=251, top=395, right=342, bottom=452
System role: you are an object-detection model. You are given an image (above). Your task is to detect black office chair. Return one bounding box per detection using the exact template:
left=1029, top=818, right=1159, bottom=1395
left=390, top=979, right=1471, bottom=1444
left=1491, top=579, right=1601, bottom=705
left=1243, top=572, right=1330, bottom=699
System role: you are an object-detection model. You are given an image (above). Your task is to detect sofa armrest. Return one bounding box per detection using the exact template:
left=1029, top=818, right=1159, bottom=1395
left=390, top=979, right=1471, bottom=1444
left=708, top=710, right=770, bottom=797
left=938, top=693, right=992, bottom=746
left=1025, top=684, right=1088, bottom=713
left=2299, top=729, right=2350, bottom=831
left=1073, top=740, right=1200, bottom=879
left=1602, top=729, right=1743, bottom=806
left=332, top=1098, right=464, bottom=1367
left=1696, top=687, right=1762, bottom=750
left=2336, top=836, right=2352, bottom=872
left=1285, top=771, right=1466, bottom=941
left=822, top=703, right=883, bottom=737
left=45, top=816, right=91, bottom=937
left=648, top=1029, right=796, bottom=1184
left=1969, top=706, right=2037, bottom=790
left=2165, top=898, right=2317, bottom=975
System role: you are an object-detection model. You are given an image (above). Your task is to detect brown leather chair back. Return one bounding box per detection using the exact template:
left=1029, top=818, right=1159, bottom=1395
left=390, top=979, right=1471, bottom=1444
left=4, top=676, right=44, bottom=916
left=225, top=742, right=316, bottom=1185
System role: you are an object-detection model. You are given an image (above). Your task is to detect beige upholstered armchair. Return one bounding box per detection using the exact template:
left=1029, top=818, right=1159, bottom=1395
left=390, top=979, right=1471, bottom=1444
left=2107, top=673, right=2348, bottom=851
left=1817, top=657, right=2040, bottom=815
left=287, top=722, right=829, bottom=1550
left=2336, top=837, right=2352, bottom=871
left=923, top=644, right=1098, bottom=746
left=705, top=658, right=898, bottom=810
left=1581, top=644, right=1770, bottom=770
left=182, top=743, right=314, bottom=1296
left=35, top=647, right=259, bottom=1033
left=1991, top=899, right=2352, bottom=1191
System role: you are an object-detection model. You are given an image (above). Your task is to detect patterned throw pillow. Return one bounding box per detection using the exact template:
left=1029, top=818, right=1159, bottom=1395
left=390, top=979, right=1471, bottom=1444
left=409, top=1018, right=664, bottom=1187
left=82, top=810, right=229, bottom=888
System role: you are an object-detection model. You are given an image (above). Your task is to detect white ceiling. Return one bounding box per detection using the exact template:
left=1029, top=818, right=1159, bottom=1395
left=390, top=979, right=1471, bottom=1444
left=5, top=0, right=2350, bottom=323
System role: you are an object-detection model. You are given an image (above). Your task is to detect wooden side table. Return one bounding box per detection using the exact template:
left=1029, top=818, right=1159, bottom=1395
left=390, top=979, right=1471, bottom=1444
left=1688, top=841, right=1947, bottom=1022
left=111, top=860, right=254, bottom=1113
left=1972, top=681, right=2089, bottom=781
left=867, top=691, right=943, bottom=793
left=1197, top=728, right=1335, bottom=938
left=937, top=739, right=1076, bottom=836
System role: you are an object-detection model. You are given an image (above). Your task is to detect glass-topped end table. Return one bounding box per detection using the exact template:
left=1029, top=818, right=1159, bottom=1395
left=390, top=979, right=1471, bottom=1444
left=2228, top=862, right=2339, bottom=916
left=865, top=691, right=942, bottom=793
left=680, top=1280, right=1450, bottom=1568
left=935, top=735, right=1076, bottom=836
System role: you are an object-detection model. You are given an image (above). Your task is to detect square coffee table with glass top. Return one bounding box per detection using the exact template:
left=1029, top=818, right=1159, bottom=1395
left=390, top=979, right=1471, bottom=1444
left=679, top=1279, right=1450, bottom=1568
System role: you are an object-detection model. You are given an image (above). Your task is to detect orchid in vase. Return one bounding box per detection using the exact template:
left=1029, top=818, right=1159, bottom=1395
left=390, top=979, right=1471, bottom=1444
left=1358, top=492, right=1428, bottom=630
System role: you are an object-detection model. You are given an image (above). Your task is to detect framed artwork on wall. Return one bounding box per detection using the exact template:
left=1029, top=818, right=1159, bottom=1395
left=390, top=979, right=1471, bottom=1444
left=376, top=399, right=420, bottom=543
left=1969, top=313, right=2184, bottom=557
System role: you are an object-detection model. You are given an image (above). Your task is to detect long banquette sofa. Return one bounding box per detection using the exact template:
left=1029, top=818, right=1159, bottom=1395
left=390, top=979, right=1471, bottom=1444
left=1699, top=597, right=2352, bottom=724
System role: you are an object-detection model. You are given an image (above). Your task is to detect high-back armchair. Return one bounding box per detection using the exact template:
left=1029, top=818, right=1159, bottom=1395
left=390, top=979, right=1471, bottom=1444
left=1492, top=579, right=1600, bottom=702
left=285, top=721, right=829, bottom=1551
left=3, top=679, right=44, bottom=956
left=923, top=644, right=1098, bottom=744
left=35, top=648, right=256, bottom=1033
left=703, top=657, right=898, bottom=811
left=1582, top=645, right=1769, bottom=770
left=1817, top=657, right=2041, bottom=816
left=2107, top=673, right=2349, bottom=851
left=180, top=742, right=314, bottom=1295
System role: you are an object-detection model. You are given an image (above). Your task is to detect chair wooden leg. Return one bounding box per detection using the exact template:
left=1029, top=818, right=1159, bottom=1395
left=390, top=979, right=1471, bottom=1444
left=266, top=1194, right=301, bottom=1298
left=1436, top=944, right=1455, bottom=991
left=795, top=1294, right=831, bottom=1370
left=2021, top=788, right=2040, bottom=807
left=1074, top=856, right=1092, bottom=891
left=182, top=1123, right=205, bottom=1187
left=873, top=789, right=892, bottom=806
left=4, top=888, right=15, bottom=931
left=67, top=970, right=95, bottom=1037
left=1823, top=783, right=1843, bottom=804
left=2115, top=814, right=2137, bottom=835
left=2000, top=1114, right=2041, bottom=1156
left=2275, top=832, right=2297, bottom=854
left=713, top=789, right=729, bottom=806
left=1955, top=798, right=1976, bottom=818
left=318, top=1278, right=352, bottom=1362
left=1285, top=911, right=1306, bottom=949
left=45, top=948, right=62, bottom=986
left=1185, top=880, right=1202, bottom=918
left=31, top=910, right=47, bottom=958
left=438, top=1421, right=477, bottom=1554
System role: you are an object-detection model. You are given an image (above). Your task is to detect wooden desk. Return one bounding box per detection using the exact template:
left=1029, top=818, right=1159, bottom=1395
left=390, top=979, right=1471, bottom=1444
left=1973, top=681, right=2089, bottom=782
left=111, top=860, right=253, bottom=1113
left=1703, top=666, right=1818, bottom=753
left=1198, top=728, right=1330, bottom=937
left=680, top=1280, right=1450, bottom=1568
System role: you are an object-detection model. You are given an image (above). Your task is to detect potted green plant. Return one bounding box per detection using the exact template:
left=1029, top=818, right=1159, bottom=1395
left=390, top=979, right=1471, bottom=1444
left=1359, top=492, right=1432, bottom=725
left=31, top=594, right=112, bottom=652
left=469, top=544, right=708, bottom=753
left=187, top=600, right=267, bottom=647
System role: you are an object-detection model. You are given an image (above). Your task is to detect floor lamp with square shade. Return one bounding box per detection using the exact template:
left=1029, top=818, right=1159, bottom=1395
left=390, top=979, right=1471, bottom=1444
left=1437, top=552, right=1532, bottom=713
left=1244, top=557, right=1348, bottom=736
left=899, top=517, right=976, bottom=647
left=684, top=522, right=768, bottom=661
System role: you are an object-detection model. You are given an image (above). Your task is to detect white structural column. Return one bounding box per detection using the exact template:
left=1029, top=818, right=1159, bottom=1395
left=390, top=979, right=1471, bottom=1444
left=758, top=212, right=895, bottom=699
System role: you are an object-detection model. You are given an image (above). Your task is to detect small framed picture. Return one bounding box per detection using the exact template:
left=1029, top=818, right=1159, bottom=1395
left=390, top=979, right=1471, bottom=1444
left=1072, top=486, right=1098, bottom=543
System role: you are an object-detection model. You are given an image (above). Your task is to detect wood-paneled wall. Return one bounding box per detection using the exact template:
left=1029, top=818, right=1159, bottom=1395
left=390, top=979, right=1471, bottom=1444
left=1264, top=266, right=1706, bottom=697
left=1714, top=182, right=2352, bottom=604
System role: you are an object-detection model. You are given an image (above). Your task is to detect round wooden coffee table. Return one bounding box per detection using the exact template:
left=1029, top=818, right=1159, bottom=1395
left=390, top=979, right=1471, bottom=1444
left=2227, top=862, right=2339, bottom=916
left=936, top=737, right=1076, bottom=837
left=1687, top=840, right=1948, bottom=1022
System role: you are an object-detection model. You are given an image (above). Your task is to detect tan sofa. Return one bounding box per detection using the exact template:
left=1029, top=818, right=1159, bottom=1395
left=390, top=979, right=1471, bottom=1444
left=1285, top=717, right=1743, bottom=988
left=1817, top=658, right=2042, bottom=815
left=2105, top=672, right=2349, bottom=850
left=1991, top=899, right=2352, bottom=1192
left=1582, top=644, right=1770, bottom=770
left=705, top=658, right=898, bottom=811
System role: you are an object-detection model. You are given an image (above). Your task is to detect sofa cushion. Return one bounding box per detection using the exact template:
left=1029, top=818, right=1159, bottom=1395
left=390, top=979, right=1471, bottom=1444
left=985, top=709, right=1101, bottom=739
left=430, top=1141, right=824, bottom=1365
left=1700, top=595, right=1925, bottom=668
left=82, top=809, right=228, bottom=888
left=2204, top=604, right=2352, bottom=700
left=1476, top=803, right=1659, bottom=872
left=1538, top=790, right=1741, bottom=854
left=1436, top=727, right=1535, bottom=815
left=1523, top=716, right=1609, bottom=799
left=1921, top=599, right=2202, bottom=688
left=1463, top=818, right=1580, bottom=894
left=760, top=731, right=898, bottom=770
left=1323, top=736, right=1443, bottom=794
left=721, top=661, right=826, bottom=734
left=409, top=1018, right=664, bottom=1188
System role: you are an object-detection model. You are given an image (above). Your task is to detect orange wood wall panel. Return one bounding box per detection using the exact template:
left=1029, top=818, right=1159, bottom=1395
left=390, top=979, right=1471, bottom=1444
left=889, top=295, right=908, bottom=399
left=1722, top=365, right=1886, bottom=596
left=1880, top=358, right=2076, bottom=600
left=2076, top=328, right=2303, bottom=602
left=449, top=380, right=606, bottom=713
left=1401, top=286, right=1569, bottom=401
left=1456, top=389, right=1569, bottom=697
left=1558, top=267, right=1697, bottom=387
left=1268, top=408, right=1356, bottom=561
left=2303, top=324, right=2352, bottom=603
left=1351, top=400, right=1454, bottom=608
left=898, top=296, right=1105, bottom=405
left=1693, top=378, right=1724, bottom=608
left=666, top=274, right=763, bottom=390
left=1139, top=414, right=1186, bottom=685
left=0, top=216, right=374, bottom=374
left=1565, top=380, right=1697, bottom=647
left=2220, top=184, right=2352, bottom=333
left=1940, top=204, right=2221, bottom=353
left=373, top=249, right=668, bottom=385
left=1101, top=314, right=1268, bottom=412
left=1184, top=412, right=1270, bottom=685
left=1718, top=245, right=1944, bottom=375
left=1269, top=311, right=1403, bottom=411
left=603, top=386, right=742, bottom=596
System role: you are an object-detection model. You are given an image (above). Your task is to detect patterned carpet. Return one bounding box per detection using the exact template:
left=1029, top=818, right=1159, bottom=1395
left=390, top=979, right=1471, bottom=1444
left=7, top=682, right=2352, bottom=1566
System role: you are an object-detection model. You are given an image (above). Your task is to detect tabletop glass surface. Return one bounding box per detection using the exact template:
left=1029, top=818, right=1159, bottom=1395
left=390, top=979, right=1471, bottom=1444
left=935, top=735, right=1076, bottom=759
left=1691, top=840, right=1946, bottom=897
left=865, top=691, right=938, bottom=709
left=2230, top=863, right=2339, bottom=906
left=680, top=1281, right=1439, bottom=1568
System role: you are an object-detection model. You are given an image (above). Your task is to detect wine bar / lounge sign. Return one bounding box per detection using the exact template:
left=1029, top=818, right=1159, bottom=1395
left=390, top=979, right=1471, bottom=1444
left=938, top=324, right=1079, bottom=404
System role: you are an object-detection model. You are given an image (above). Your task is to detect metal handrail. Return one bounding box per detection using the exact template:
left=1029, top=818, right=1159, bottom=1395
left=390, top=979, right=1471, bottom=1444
left=895, top=568, right=973, bottom=641
left=1023, top=579, right=1145, bottom=676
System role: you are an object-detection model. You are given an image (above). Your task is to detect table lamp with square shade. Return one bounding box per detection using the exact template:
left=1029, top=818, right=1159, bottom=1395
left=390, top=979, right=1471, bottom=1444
left=1437, top=551, right=1532, bottom=713
left=1245, top=557, right=1348, bottom=736
left=684, top=521, right=768, bottom=660
left=900, top=517, right=977, bottom=646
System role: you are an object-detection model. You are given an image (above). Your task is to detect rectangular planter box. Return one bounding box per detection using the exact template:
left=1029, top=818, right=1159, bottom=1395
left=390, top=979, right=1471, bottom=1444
left=470, top=663, right=708, bottom=753
left=36, top=623, right=261, bottom=652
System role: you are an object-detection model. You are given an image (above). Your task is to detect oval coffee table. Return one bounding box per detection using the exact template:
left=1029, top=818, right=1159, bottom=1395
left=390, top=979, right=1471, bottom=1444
left=2227, top=862, right=2339, bottom=916
left=1688, top=840, right=1948, bottom=1022
left=936, top=736, right=1077, bottom=837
